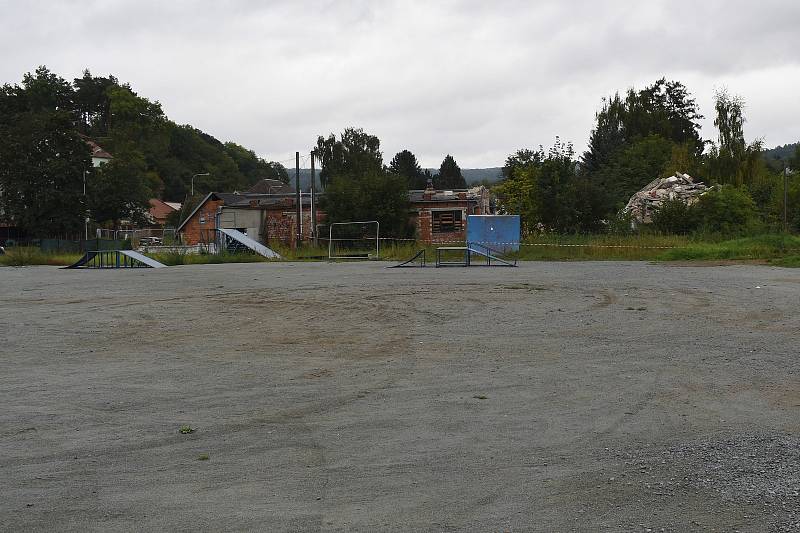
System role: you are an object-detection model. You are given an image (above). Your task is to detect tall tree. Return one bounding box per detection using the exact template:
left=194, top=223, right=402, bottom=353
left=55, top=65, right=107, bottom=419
left=0, top=67, right=90, bottom=237
left=322, top=171, right=412, bottom=237
left=502, top=148, right=543, bottom=180
left=706, top=89, right=764, bottom=187
left=434, top=154, right=466, bottom=189
left=73, top=69, right=117, bottom=136
left=315, top=127, right=382, bottom=187
left=389, top=149, right=426, bottom=189
left=88, top=148, right=152, bottom=228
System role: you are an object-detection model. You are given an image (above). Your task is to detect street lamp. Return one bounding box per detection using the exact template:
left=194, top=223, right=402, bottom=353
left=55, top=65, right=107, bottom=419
left=191, top=173, right=210, bottom=196
left=784, top=164, right=794, bottom=233
left=83, top=169, right=89, bottom=241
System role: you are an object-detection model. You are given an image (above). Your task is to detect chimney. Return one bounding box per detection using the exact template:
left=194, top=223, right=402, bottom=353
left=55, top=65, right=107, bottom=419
left=423, top=178, right=435, bottom=200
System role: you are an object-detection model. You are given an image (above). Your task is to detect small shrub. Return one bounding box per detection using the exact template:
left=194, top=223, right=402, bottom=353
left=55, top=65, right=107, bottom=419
left=606, top=211, right=635, bottom=235
left=651, top=198, right=699, bottom=234
left=695, top=186, right=759, bottom=234
left=179, top=425, right=194, bottom=434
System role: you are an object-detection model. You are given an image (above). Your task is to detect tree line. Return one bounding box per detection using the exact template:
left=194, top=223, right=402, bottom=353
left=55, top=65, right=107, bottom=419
left=495, top=79, right=800, bottom=235
left=314, top=127, right=472, bottom=238
left=0, top=66, right=288, bottom=236
left=1, top=67, right=797, bottom=239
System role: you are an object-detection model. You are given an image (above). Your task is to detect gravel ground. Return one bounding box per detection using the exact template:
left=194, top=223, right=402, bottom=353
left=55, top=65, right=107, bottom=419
left=0, top=261, right=798, bottom=532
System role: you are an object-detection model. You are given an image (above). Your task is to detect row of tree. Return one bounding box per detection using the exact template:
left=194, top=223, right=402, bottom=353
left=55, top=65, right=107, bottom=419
left=313, top=128, right=471, bottom=238
left=495, top=78, right=800, bottom=235
left=0, top=67, right=288, bottom=236
left=1, top=67, right=797, bottom=239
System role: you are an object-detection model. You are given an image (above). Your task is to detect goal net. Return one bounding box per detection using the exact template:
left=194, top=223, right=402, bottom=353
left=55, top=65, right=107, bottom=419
left=328, top=221, right=380, bottom=260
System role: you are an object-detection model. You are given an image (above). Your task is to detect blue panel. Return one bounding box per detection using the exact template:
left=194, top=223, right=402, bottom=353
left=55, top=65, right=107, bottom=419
left=466, top=215, right=520, bottom=252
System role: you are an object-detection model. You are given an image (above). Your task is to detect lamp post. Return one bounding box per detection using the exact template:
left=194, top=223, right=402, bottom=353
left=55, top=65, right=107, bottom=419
left=191, top=172, right=210, bottom=197
left=784, top=164, right=794, bottom=233
left=83, top=169, right=89, bottom=241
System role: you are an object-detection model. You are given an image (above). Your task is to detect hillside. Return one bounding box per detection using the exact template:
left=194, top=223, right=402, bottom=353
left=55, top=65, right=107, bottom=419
left=763, top=142, right=799, bottom=171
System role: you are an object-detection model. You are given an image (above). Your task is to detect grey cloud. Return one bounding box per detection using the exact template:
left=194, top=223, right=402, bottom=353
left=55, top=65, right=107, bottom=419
left=1, top=0, right=797, bottom=167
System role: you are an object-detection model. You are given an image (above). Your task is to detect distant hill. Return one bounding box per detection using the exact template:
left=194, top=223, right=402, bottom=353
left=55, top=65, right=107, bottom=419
left=289, top=167, right=505, bottom=190
left=763, top=142, right=799, bottom=171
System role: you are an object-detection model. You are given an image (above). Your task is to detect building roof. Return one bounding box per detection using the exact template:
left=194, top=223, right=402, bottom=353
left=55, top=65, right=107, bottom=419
left=408, top=186, right=487, bottom=203
left=175, top=191, right=315, bottom=233
left=83, top=137, right=113, bottom=160
left=148, top=199, right=179, bottom=222
left=246, top=179, right=295, bottom=195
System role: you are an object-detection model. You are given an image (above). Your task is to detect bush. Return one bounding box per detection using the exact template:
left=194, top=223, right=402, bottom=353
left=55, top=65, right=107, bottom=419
left=606, top=210, right=635, bottom=235
left=651, top=198, right=699, bottom=234
left=695, top=186, right=759, bottom=234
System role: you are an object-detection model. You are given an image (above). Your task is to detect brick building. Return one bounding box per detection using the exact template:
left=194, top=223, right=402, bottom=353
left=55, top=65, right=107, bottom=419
left=177, top=179, right=492, bottom=248
left=410, top=183, right=491, bottom=244
left=176, top=180, right=323, bottom=248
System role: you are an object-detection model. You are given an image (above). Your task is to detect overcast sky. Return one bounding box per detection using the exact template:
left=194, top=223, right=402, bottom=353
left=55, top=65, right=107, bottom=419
left=1, top=0, right=798, bottom=167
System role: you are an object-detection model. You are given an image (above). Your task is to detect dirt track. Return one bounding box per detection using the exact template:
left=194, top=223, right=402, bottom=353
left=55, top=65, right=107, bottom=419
left=1, top=261, right=799, bottom=532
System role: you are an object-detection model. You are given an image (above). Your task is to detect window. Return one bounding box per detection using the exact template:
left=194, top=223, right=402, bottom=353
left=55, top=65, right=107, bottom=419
left=432, top=210, right=462, bottom=233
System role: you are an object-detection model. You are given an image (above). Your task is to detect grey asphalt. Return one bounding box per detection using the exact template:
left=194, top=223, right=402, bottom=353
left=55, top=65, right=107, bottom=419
left=1, top=262, right=798, bottom=532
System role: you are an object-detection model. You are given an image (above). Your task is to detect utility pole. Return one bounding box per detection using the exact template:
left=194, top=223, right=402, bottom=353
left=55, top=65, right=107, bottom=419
left=310, top=150, right=317, bottom=246
left=83, top=169, right=88, bottom=241
left=295, top=152, right=301, bottom=247
left=784, top=163, right=789, bottom=233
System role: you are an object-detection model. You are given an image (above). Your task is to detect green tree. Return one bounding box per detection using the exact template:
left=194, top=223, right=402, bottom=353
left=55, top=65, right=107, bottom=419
left=695, top=186, right=759, bottom=234
left=592, top=135, right=675, bottom=213
left=73, top=69, right=117, bottom=136
left=502, top=148, right=543, bottom=180
left=389, top=149, right=426, bottom=189
left=223, top=142, right=288, bottom=184
left=0, top=67, right=90, bottom=237
left=322, top=171, right=412, bottom=237
left=434, top=154, right=466, bottom=189
left=88, top=149, right=152, bottom=228
left=495, top=138, right=600, bottom=233
left=315, top=127, right=383, bottom=188
left=705, top=89, right=765, bottom=188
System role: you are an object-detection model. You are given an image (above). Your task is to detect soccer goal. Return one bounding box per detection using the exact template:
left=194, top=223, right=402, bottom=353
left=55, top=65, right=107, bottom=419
left=328, top=221, right=380, bottom=260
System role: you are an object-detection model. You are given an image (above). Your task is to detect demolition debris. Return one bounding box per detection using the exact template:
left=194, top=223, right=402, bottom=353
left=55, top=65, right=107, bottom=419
left=623, top=172, right=710, bottom=224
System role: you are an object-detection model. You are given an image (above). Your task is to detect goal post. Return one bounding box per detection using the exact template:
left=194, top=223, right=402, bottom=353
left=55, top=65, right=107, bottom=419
left=328, top=221, right=380, bottom=260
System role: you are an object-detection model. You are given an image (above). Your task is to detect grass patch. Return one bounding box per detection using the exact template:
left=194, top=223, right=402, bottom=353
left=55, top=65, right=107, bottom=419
left=514, top=234, right=693, bottom=262
left=771, top=255, right=800, bottom=267
left=0, top=247, right=82, bottom=267
left=196, top=454, right=210, bottom=461
left=657, top=234, right=800, bottom=263
left=179, top=425, right=194, bottom=434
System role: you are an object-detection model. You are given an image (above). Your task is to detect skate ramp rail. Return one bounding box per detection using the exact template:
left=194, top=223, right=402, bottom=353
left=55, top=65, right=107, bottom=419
left=217, top=228, right=281, bottom=259
left=389, top=249, right=426, bottom=268
left=64, top=250, right=166, bottom=269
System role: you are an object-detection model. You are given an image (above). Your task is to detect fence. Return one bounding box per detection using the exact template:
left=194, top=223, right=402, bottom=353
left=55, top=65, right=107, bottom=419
left=95, top=228, right=178, bottom=247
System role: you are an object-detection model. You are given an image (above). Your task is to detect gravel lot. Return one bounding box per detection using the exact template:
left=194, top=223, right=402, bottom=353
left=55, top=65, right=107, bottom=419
left=1, top=261, right=799, bottom=532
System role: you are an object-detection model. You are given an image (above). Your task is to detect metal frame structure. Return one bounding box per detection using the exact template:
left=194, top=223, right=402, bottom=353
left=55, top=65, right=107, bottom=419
left=328, top=221, right=380, bottom=260
left=434, top=244, right=516, bottom=268
left=64, top=250, right=167, bottom=269
left=389, top=249, right=426, bottom=268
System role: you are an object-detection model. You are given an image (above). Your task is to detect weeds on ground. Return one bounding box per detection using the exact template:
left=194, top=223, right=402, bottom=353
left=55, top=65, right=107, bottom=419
left=196, top=454, right=210, bottom=461
left=657, top=234, right=800, bottom=262
left=179, top=425, right=194, bottom=434
left=0, top=247, right=82, bottom=266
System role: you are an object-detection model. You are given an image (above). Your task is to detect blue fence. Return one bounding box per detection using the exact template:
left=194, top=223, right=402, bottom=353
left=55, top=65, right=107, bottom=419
left=466, top=215, right=520, bottom=252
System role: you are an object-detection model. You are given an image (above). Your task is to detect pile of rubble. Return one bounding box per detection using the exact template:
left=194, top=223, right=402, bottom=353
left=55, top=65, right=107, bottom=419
left=622, top=172, right=710, bottom=224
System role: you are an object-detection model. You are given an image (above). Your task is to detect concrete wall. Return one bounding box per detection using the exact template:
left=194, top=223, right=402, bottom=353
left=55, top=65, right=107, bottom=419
left=219, top=208, right=262, bottom=240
